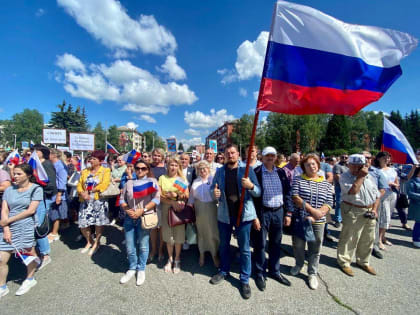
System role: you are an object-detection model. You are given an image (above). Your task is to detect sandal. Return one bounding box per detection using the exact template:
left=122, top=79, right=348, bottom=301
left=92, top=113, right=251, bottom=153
left=173, top=260, right=181, bottom=274
left=164, top=260, right=173, bottom=273
left=383, top=240, right=393, bottom=246
left=379, top=243, right=387, bottom=251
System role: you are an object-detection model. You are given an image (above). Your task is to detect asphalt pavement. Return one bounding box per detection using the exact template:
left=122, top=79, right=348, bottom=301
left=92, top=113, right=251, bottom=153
left=3, top=216, right=420, bottom=315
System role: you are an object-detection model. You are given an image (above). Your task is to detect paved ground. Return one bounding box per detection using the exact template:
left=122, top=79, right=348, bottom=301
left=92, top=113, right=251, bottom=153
left=3, top=216, right=420, bottom=314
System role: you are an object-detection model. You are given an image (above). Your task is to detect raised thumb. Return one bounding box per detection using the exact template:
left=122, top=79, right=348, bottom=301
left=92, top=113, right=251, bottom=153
left=215, top=183, right=219, bottom=189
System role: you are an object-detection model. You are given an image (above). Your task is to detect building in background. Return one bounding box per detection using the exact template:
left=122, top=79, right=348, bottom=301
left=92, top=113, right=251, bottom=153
left=117, top=126, right=143, bottom=152
left=206, top=121, right=234, bottom=152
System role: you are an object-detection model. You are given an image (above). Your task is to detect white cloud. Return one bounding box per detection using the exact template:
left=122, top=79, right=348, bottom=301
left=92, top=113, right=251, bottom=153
left=253, top=91, right=259, bottom=101
left=124, top=122, right=138, bottom=130
left=168, top=135, right=176, bottom=139
left=138, top=114, right=156, bottom=124
left=57, top=0, right=176, bottom=56
left=56, top=54, right=197, bottom=111
left=35, top=8, right=45, bottom=17
left=185, top=128, right=200, bottom=136
left=157, top=55, right=186, bottom=80
left=56, top=53, right=86, bottom=72
left=239, top=88, right=247, bottom=97
left=184, top=108, right=235, bottom=129
left=219, top=31, right=269, bottom=84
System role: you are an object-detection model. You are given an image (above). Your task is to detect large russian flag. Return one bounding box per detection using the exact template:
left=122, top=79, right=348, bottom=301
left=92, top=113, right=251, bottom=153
left=106, top=141, right=120, bottom=155
left=132, top=179, right=158, bottom=199
left=28, top=151, right=49, bottom=186
left=257, top=1, right=418, bottom=115
left=381, top=117, right=417, bottom=164
left=4, top=149, right=20, bottom=166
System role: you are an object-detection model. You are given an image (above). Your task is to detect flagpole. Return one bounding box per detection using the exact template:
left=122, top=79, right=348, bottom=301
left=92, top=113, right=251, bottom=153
left=105, top=121, right=108, bottom=153
left=236, top=22, right=272, bottom=227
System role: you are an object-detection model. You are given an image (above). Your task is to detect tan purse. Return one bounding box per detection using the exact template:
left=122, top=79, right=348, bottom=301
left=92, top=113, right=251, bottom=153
left=141, top=209, right=158, bottom=229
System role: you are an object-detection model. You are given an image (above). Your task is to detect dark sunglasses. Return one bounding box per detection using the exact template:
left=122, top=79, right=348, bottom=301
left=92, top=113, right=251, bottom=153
left=135, top=166, right=148, bottom=172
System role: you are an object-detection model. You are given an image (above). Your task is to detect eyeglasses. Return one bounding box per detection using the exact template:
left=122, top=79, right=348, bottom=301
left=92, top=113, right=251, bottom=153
left=117, top=160, right=123, bottom=162
left=342, top=156, right=348, bottom=159
left=135, top=166, right=148, bottom=172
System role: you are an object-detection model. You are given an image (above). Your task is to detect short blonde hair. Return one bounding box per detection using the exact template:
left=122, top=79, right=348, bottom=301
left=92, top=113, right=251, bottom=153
left=195, top=160, right=210, bottom=173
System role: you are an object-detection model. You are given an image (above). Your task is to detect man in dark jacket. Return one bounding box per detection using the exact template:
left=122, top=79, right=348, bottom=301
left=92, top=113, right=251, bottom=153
left=252, top=146, right=293, bottom=291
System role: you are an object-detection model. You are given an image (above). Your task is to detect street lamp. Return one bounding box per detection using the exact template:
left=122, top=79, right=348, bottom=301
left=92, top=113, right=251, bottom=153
left=12, top=134, right=16, bottom=149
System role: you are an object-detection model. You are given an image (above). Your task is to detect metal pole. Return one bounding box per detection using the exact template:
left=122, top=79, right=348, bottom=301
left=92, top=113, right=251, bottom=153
left=13, top=134, right=16, bottom=149
left=105, top=121, right=108, bottom=153
left=152, top=136, right=155, bottom=150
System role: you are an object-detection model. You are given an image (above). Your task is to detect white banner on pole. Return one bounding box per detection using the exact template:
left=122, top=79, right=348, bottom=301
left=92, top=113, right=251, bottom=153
left=43, top=129, right=67, bottom=144
left=69, top=133, right=95, bottom=151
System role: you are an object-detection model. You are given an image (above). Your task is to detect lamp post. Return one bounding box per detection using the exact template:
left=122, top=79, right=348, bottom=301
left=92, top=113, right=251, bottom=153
left=13, top=134, right=16, bottom=149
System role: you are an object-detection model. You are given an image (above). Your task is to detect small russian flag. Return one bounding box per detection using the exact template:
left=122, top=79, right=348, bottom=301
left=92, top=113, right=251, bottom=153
left=173, top=177, right=188, bottom=194
left=28, top=151, right=49, bottom=186
left=86, top=182, right=95, bottom=192
left=13, top=245, right=41, bottom=266
left=106, top=141, right=120, bottom=155
left=132, top=179, right=158, bottom=199
left=4, top=149, right=20, bottom=166
left=122, top=149, right=142, bottom=165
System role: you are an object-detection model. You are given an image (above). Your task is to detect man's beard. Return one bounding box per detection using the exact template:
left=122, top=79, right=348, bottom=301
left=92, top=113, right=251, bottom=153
left=227, top=160, right=237, bottom=166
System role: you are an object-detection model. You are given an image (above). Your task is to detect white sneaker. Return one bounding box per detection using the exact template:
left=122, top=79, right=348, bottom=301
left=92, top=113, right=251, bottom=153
left=136, top=271, right=145, bottom=286
left=182, top=242, right=190, bottom=250
left=120, top=270, right=136, bottom=284
left=37, top=256, right=52, bottom=271
left=290, top=265, right=302, bottom=276
left=15, top=279, right=37, bottom=296
left=413, top=241, right=420, bottom=248
left=308, top=275, right=319, bottom=290
left=0, top=286, right=9, bottom=298
left=48, top=234, right=60, bottom=244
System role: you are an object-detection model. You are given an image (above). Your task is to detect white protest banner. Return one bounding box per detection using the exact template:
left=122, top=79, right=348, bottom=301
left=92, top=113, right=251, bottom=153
left=69, top=133, right=95, bottom=151
left=43, top=129, right=67, bottom=144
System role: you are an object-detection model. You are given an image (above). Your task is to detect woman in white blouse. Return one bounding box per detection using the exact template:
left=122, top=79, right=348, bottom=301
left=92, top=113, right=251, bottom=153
left=187, top=161, right=219, bottom=267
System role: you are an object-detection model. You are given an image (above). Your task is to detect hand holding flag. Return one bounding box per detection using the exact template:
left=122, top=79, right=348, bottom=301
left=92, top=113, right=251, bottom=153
left=28, top=151, right=49, bottom=186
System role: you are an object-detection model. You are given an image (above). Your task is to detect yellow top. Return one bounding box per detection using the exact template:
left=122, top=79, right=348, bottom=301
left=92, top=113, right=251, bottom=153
left=77, top=166, right=111, bottom=201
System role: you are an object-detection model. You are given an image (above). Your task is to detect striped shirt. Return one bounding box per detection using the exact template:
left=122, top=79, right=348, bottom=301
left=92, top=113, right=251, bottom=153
left=291, top=174, right=334, bottom=223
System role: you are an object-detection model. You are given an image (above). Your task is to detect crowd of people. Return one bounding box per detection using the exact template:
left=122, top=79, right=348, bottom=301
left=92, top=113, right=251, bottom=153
left=0, top=143, right=419, bottom=299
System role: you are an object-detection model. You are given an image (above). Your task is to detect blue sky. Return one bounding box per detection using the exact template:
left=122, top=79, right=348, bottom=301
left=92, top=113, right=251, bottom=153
left=0, top=0, right=419, bottom=148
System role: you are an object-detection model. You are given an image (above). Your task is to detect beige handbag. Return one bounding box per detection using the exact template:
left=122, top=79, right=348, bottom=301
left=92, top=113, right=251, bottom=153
left=140, top=209, right=158, bottom=230
left=100, top=181, right=120, bottom=198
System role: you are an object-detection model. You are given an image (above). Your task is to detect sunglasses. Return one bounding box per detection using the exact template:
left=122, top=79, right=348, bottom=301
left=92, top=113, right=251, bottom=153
left=135, top=166, right=148, bottom=172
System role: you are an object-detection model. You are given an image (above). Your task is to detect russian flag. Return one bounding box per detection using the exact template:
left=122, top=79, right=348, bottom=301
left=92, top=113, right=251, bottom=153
left=13, top=245, right=41, bottom=266
left=106, top=141, right=120, bottom=155
left=4, top=149, right=21, bottom=166
left=122, top=149, right=142, bottom=165
left=86, top=181, right=95, bottom=192
left=173, top=177, right=188, bottom=194
left=132, top=179, right=158, bottom=199
left=28, top=151, right=49, bottom=186
left=257, top=1, right=418, bottom=115
left=381, top=117, right=417, bottom=164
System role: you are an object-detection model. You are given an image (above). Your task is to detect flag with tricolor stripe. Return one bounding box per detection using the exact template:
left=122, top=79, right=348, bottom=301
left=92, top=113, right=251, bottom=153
left=122, top=149, right=141, bottom=165
left=4, top=149, right=20, bottom=166
left=257, top=1, right=418, bottom=115
left=381, top=117, right=417, bottom=164
left=106, top=141, right=120, bottom=155
left=13, top=245, right=41, bottom=266
left=173, top=177, right=188, bottom=194
left=132, top=178, right=158, bottom=199
left=28, top=151, right=49, bottom=186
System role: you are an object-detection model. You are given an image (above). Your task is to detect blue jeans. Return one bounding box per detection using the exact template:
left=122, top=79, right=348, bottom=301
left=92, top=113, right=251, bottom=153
left=253, top=207, right=284, bottom=277
left=334, top=184, right=342, bottom=223
left=218, top=218, right=252, bottom=284
left=413, top=222, right=420, bottom=243
left=36, top=197, right=54, bottom=256
left=124, top=217, right=150, bottom=271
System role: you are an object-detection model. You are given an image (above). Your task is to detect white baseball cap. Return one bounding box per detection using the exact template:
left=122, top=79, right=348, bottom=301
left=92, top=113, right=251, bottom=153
left=262, top=146, right=277, bottom=156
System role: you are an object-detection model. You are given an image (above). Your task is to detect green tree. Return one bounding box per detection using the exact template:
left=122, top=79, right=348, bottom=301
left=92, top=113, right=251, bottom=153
left=230, top=114, right=266, bottom=156
left=49, top=100, right=89, bottom=132
left=178, top=142, right=184, bottom=151
left=143, top=130, right=165, bottom=151
left=92, top=122, right=106, bottom=150
left=187, top=145, right=195, bottom=152
left=107, top=125, right=123, bottom=153
left=2, top=109, right=44, bottom=148
left=319, top=115, right=352, bottom=153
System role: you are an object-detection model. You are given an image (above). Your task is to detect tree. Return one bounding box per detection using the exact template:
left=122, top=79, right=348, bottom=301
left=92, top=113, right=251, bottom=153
left=187, top=145, right=195, bottom=152
left=230, top=114, right=266, bottom=156
left=92, top=122, right=106, bottom=150
left=319, top=115, right=352, bottom=153
left=142, top=130, right=165, bottom=152
left=178, top=142, right=184, bottom=151
left=107, top=124, right=123, bottom=153
left=49, top=100, right=89, bottom=132
left=2, top=109, right=44, bottom=148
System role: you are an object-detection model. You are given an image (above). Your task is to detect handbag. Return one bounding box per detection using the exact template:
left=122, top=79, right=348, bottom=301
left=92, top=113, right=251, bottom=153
left=100, top=181, right=120, bottom=198
left=396, top=193, right=409, bottom=209
left=168, top=204, right=195, bottom=227
left=67, top=171, right=81, bottom=187
left=31, top=187, right=50, bottom=239
left=292, top=200, right=316, bottom=242
left=140, top=209, right=158, bottom=229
